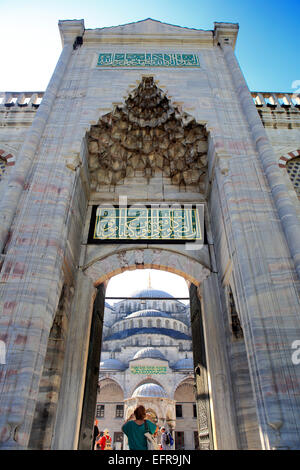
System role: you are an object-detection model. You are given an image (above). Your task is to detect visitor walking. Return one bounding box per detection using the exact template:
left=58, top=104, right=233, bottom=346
left=122, top=405, right=158, bottom=450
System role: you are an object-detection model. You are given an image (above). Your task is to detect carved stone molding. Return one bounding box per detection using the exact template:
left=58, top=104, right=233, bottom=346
left=87, top=77, right=208, bottom=189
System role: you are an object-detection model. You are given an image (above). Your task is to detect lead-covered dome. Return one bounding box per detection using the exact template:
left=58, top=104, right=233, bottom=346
left=172, top=357, right=193, bottom=370
left=133, top=347, right=167, bottom=361
left=130, top=288, right=173, bottom=299
left=100, top=358, right=127, bottom=371
left=132, top=383, right=167, bottom=398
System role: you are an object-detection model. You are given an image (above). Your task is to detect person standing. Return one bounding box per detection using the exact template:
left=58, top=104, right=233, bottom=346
left=97, top=429, right=112, bottom=450
left=122, top=405, right=158, bottom=450
left=160, top=426, right=173, bottom=450
left=93, top=420, right=100, bottom=450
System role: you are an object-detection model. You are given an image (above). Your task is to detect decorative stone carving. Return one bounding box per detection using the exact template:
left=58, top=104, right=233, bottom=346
left=88, top=77, right=208, bottom=188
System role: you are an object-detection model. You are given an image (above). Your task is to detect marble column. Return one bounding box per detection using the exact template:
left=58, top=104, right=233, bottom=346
left=52, top=271, right=96, bottom=450
left=200, top=275, right=239, bottom=449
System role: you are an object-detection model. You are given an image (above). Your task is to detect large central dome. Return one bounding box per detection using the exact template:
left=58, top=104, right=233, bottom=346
left=130, top=287, right=174, bottom=299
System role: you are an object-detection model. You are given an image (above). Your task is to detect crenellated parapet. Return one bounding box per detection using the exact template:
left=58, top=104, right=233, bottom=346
left=0, top=91, right=44, bottom=109
left=252, top=91, right=300, bottom=109
left=252, top=91, right=300, bottom=128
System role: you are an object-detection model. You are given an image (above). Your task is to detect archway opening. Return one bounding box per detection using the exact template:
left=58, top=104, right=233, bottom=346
left=78, top=268, right=213, bottom=451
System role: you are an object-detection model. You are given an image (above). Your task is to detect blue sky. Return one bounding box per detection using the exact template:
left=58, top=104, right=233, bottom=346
left=1, top=0, right=299, bottom=92
left=105, top=269, right=189, bottom=302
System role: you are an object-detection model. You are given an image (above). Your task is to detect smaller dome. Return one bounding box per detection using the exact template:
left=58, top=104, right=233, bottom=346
left=172, top=357, right=193, bottom=370
left=133, top=347, right=166, bottom=361
left=100, top=358, right=127, bottom=371
left=132, top=383, right=167, bottom=398
left=126, top=309, right=170, bottom=319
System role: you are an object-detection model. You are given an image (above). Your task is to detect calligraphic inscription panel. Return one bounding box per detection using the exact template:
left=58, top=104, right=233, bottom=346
left=130, top=365, right=167, bottom=375
left=88, top=205, right=204, bottom=244
left=97, top=53, right=200, bottom=68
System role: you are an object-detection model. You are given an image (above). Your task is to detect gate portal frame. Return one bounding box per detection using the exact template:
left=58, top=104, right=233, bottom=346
left=53, top=246, right=239, bottom=450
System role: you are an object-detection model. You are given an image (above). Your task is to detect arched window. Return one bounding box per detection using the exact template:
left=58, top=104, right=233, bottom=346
left=286, top=157, right=300, bottom=196
left=157, top=319, right=161, bottom=328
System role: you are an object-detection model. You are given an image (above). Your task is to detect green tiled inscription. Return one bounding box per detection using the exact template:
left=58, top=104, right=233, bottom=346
left=97, top=53, right=200, bottom=67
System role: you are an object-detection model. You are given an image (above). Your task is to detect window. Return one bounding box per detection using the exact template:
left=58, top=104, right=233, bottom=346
left=96, top=404, right=105, bottom=418
left=176, top=404, right=183, bottom=418
left=0, top=159, right=7, bottom=182
left=193, top=404, right=197, bottom=418
left=116, top=404, right=124, bottom=418
left=286, top=157, right=300, bottom=196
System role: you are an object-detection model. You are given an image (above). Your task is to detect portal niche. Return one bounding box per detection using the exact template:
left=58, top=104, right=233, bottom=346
left=87, top=76, right=208, bottom=191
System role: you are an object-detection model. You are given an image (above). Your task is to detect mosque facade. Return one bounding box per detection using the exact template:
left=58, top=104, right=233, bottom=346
left=96, top=283, right=203, bottom=450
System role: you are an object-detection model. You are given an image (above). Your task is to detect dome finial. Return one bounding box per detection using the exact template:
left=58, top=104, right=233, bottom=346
left=148, top=272, right=152, bottom=289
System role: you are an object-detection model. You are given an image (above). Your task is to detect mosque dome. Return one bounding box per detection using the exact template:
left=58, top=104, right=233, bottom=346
left=126, top=309, right=170, bottom=319
left=130, top=287, right=174, bottom=299
left=100, top=358, right=127, bottom=371
left=172, top=357, right=194, bottom=370
left=132, top=383, right=167, bottom=398
left=133, top=347, right=167, bottom=361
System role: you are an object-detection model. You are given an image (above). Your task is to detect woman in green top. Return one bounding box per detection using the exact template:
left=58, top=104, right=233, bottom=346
left=122, top=405, right=158, bottom=450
